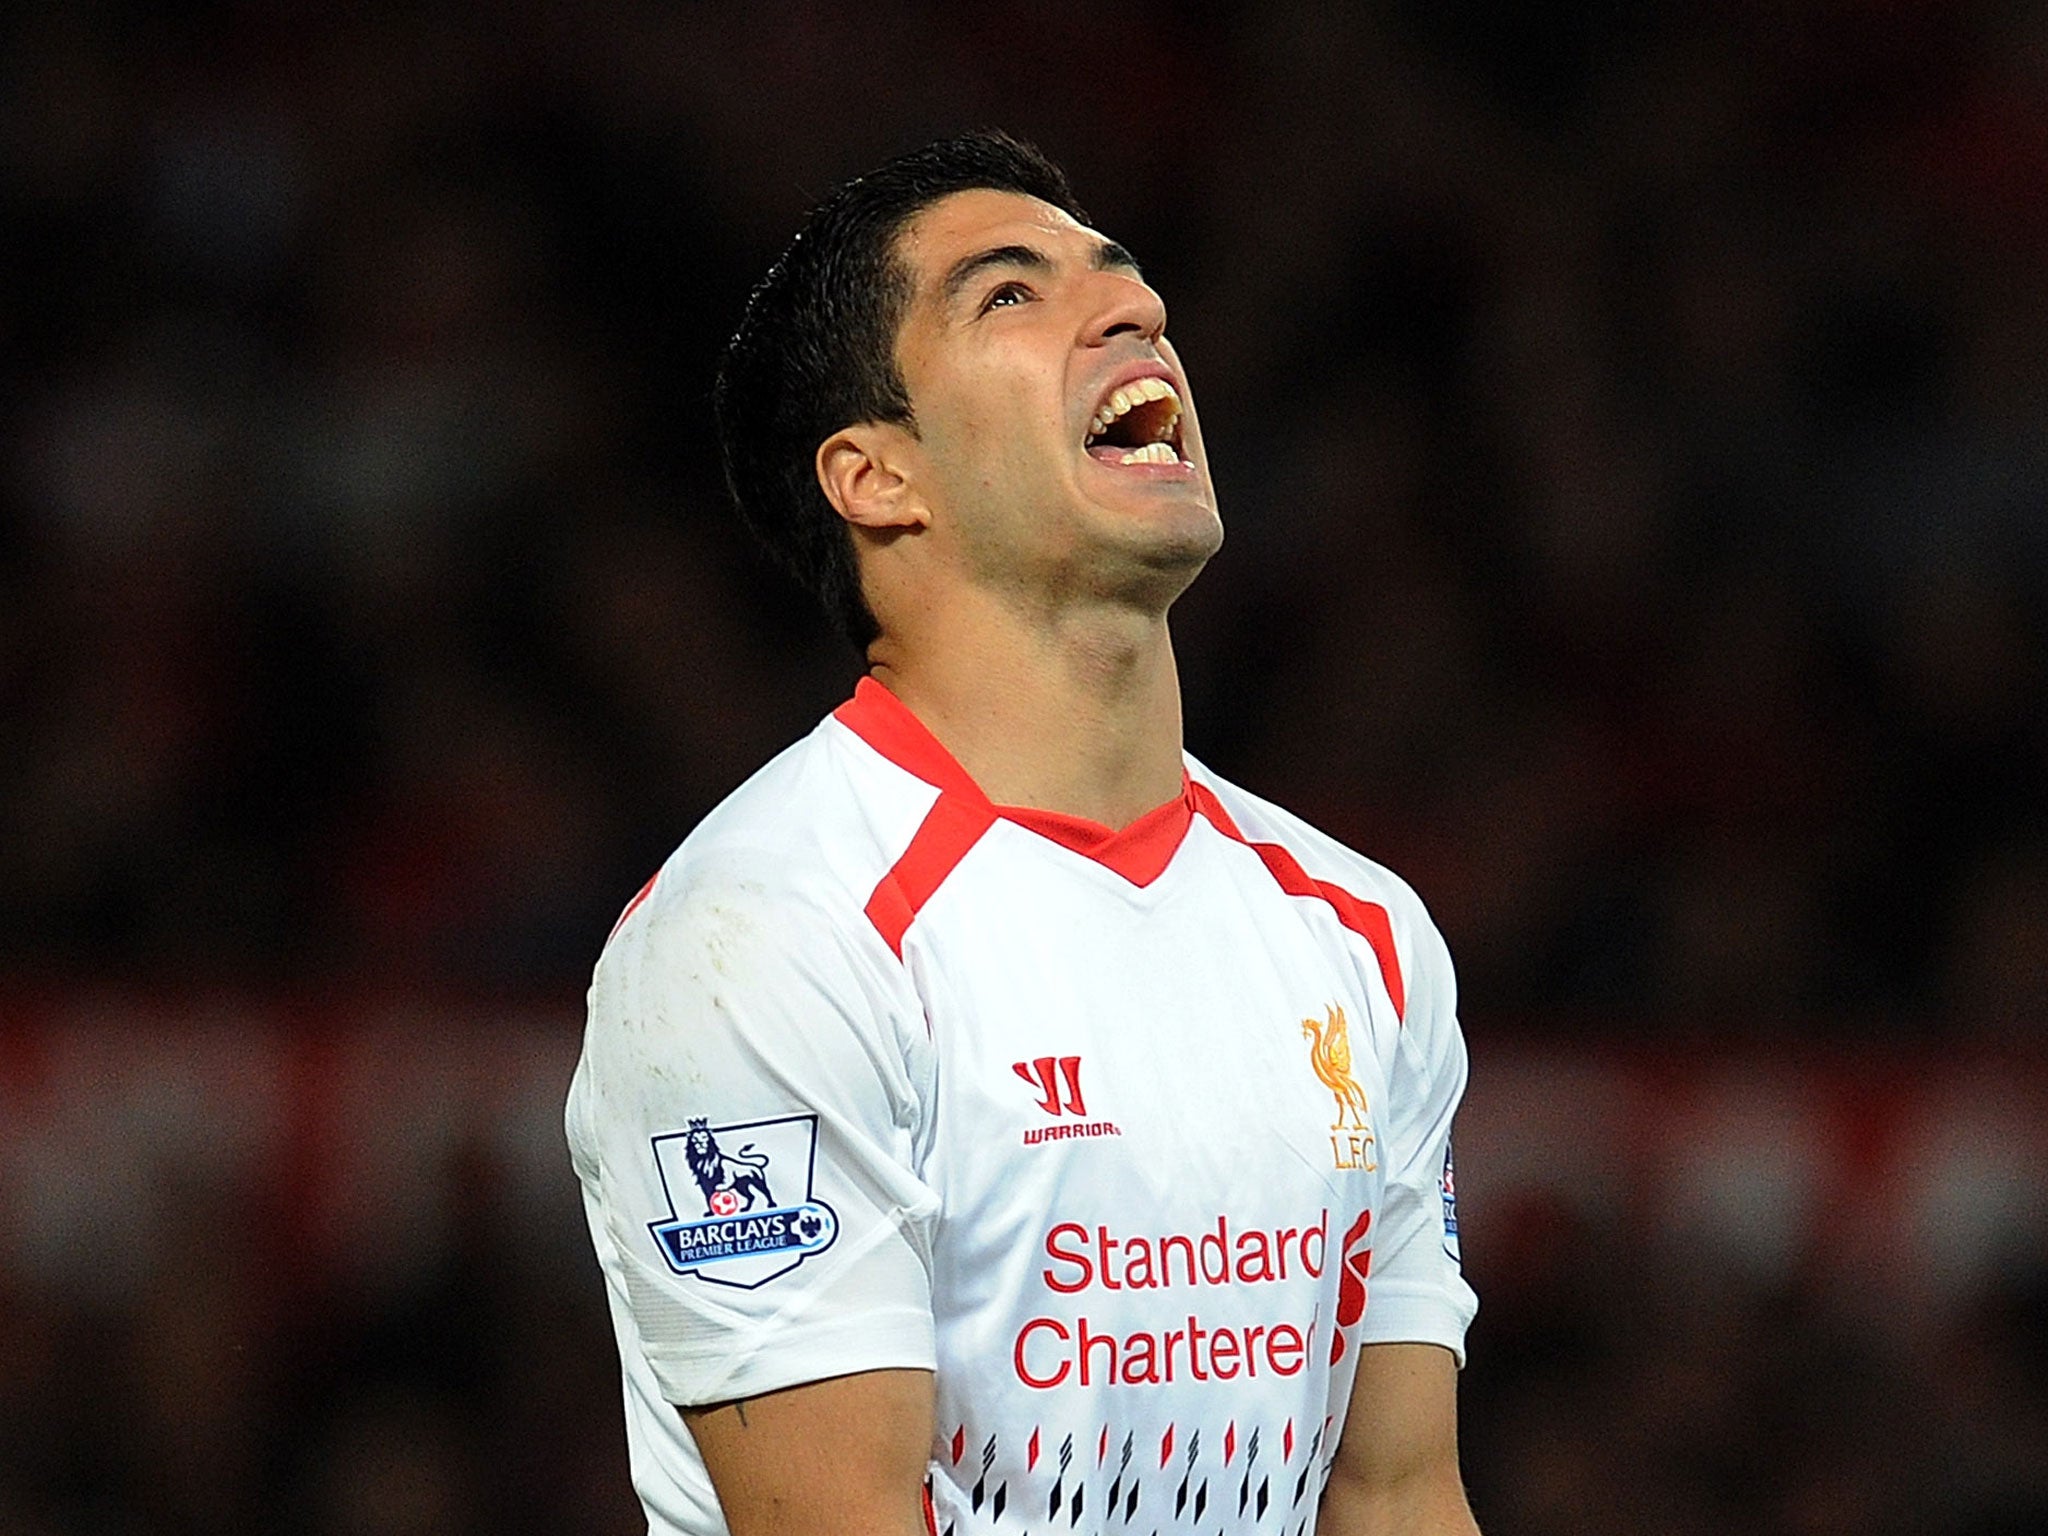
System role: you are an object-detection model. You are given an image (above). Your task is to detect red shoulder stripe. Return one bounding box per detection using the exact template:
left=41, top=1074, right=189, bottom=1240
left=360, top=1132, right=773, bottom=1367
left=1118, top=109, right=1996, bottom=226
left=1189, top=782, right=1407, bottom=1021
left=607, top=871, right=659, bottom=941
left=863, top=793, right=998, bottom=958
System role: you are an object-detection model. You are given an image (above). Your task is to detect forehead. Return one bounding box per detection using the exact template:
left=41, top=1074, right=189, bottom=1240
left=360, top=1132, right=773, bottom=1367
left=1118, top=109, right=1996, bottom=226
left=894, top=187, right=1100, bottom=293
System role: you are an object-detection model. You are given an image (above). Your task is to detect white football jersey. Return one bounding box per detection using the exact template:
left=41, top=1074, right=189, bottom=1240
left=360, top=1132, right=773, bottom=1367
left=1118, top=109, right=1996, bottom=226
left=566, top=679, right=1476, bottom=1536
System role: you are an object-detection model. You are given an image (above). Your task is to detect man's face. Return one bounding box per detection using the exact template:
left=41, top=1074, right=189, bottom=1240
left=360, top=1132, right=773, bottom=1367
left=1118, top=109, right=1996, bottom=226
left=884, top=188, right=1222, bottom=609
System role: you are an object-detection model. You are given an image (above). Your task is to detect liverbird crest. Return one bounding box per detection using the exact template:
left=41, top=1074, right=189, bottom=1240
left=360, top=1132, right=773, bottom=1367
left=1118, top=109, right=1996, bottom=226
left=1301, top=1004, right=1371, bottom=1133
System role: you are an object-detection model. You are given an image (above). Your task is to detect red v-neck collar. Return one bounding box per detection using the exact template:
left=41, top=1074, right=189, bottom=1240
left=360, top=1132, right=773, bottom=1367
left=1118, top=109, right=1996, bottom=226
left=833, top=676, right=1196, bottom=888
left=835, top=678, right=1409, bottom=1018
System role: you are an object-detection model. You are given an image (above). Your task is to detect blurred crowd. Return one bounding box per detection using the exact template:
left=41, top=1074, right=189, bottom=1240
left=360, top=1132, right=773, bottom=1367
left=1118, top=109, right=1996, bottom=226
left=4, top=0, right=2043, bottom=1028
left=3, top=1, right=2045, bottom=1533
left=1, top=1015, right=2041, bottom=1536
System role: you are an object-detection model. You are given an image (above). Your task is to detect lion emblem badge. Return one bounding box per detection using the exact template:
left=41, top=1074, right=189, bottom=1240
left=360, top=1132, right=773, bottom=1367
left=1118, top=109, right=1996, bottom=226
left=684, top=1118, right=774, bottom=1216
left=647, top=1114, right=839, bottom=1288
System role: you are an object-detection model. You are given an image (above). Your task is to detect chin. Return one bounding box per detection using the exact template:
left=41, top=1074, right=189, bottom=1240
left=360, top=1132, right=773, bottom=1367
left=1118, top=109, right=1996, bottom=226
left=1122, top=489, right=1223, bottom=557
left=1101, top=506, right=1223, bottom=606
left=1156, top=504, right=1225, bottom=561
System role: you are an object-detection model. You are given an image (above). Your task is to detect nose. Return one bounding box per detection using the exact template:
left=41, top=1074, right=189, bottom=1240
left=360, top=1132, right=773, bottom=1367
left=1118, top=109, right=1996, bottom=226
left=1083, top=270, right=1167, bottom=347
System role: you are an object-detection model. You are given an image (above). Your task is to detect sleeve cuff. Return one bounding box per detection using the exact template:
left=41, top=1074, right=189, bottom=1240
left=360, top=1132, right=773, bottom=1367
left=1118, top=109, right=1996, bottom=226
left=647, top=1305, right=938, bottom=1406
left=1354, top=1278, right=1477, bottom=1368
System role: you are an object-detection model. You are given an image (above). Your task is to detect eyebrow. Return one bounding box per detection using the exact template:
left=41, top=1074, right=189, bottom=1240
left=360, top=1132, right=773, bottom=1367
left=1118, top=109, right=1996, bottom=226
left=937, top=238, right=1144, bottom=306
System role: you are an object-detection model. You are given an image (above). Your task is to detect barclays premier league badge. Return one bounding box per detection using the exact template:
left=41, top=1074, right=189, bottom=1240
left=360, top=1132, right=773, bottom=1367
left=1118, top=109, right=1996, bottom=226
left=648, top=1115, right=839, bottom=1289
left=1440, top=1141, right=1461, bottom=1263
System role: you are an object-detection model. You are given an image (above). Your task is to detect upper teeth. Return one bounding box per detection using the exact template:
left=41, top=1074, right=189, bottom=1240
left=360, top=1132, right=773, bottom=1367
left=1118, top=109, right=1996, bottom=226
left=1090, top=376, right=1182, bottom=443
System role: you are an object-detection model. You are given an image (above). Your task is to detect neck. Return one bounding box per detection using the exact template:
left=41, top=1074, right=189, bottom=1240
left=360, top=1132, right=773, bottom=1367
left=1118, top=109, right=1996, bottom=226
left=866, top=591, right=1187, bottom=829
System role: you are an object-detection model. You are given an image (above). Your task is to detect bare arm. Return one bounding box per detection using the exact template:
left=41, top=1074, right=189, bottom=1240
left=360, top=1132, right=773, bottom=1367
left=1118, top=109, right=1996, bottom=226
left=1317, top=1343, right=1481, bottom=1536
left=681, top=1367, right=935, bottom=1536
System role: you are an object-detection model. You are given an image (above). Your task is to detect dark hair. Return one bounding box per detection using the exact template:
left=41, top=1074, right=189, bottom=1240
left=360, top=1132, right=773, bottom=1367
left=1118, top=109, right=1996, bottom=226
left=714, top=130, right=1086, bottom=649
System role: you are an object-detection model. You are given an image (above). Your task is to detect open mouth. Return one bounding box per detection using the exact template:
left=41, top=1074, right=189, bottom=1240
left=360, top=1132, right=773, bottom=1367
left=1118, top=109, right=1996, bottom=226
left=1084, top=376, right=1186, bottom=467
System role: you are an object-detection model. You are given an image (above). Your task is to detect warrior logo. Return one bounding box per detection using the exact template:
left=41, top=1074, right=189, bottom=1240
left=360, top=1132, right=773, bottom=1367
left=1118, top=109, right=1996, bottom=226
left=647, top=1115, right=838, bottom=1288
left=1013, top=1055, right=1087, bottom=1117
left=1012, top=1055, right=1122, bottom=1146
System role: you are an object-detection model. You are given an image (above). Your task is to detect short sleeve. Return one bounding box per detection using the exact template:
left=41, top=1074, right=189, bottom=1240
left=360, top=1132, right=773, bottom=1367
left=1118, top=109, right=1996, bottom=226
left=1355, top=912, right=1479, bottom=1363
left=568, top=857, right=941, bottom=1406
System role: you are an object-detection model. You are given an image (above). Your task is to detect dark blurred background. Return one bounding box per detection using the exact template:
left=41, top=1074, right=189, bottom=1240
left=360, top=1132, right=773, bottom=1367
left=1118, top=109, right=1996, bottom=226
left=2, top=2, right=2045, bottom=1532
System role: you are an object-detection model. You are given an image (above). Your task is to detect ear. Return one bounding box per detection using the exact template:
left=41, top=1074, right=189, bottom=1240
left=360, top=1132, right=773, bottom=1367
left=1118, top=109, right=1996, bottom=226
left=816, top=423, right=929, bottom=533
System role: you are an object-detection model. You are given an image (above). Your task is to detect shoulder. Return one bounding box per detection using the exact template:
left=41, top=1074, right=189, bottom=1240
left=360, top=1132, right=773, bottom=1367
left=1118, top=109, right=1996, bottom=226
left=573, top=717, right=942, bottom=1155
left=1187, top=756, right=1457, bottom=1007
left=1188, top=758, right=1437, bottom=931
left=598, top=713, right=939, bottom=994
